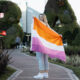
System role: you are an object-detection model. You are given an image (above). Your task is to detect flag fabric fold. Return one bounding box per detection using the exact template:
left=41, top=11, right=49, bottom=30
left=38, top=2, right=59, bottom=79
left=31, top=17, right=66, bottom=62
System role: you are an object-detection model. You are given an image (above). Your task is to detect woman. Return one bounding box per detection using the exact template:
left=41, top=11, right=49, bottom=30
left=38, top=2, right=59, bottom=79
left=33, top=14, right=49, bottom=79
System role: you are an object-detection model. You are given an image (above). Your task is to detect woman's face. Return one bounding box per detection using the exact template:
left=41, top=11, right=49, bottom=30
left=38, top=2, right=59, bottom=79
left=39, top=15, right=44, bottom=21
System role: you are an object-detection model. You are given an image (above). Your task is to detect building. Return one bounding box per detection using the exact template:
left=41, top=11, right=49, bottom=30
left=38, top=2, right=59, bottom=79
left=26, top=6, right=40, bottom=33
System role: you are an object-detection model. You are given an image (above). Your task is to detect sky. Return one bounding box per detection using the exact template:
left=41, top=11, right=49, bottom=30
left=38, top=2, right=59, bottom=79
left=68, top=0, right=80, bottom=24
left=11, top=0, right=80, bottom=24
left=11, top=0, right=48, bottom=12
left=26, top=0, right=48, bottom=13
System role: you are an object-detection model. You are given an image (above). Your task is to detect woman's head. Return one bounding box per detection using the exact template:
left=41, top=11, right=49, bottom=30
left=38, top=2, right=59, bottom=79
left=39, top=14, right=48, bottom=24
left=39, top=14, right=44, bottom=21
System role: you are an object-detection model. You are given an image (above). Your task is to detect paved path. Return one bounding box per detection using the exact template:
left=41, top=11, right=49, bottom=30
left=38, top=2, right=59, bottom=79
left=8, top=49, right=78, bottom=80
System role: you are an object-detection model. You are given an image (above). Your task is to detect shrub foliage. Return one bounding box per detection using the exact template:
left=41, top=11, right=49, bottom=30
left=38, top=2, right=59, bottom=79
left=45, top=0, right=80, bottom=46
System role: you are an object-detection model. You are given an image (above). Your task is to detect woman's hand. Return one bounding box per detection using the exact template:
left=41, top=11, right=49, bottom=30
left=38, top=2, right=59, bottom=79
left=59, top=34, right=62, bottom=38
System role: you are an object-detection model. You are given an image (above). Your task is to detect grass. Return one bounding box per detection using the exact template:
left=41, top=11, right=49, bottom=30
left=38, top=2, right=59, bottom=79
left=0, top=66, right=16, bottom=80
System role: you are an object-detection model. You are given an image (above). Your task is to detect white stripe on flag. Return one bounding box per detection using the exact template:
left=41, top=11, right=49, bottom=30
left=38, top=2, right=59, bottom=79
left=32, top=30, right=64, bottom=51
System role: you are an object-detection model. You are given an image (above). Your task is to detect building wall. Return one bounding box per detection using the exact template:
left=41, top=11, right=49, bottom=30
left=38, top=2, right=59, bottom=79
left=26, top=7, right=40, bottom=33
left=20, top=8, right=27, bottom=32
left=19, top=2, right=27, bottom=33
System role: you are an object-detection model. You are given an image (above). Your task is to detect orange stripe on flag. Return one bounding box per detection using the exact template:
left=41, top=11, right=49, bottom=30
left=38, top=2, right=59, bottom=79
left=33, top=17, right=63, bottom=46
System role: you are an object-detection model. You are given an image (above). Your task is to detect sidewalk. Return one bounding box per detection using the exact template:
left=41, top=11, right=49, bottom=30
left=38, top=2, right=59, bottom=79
left=8, top=49, right=78, bottom=80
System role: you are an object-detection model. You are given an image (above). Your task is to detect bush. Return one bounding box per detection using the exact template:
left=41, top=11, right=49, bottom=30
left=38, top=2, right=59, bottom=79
left=59, top=14, right=72, bottom=24
left=48, top=54, right=80, bottom=67
left=66, top=55, right=80, bottom=67
left=3, top=24, right=24, bottom=48
left=45, top=0, right=80, bottom=46
left=0, top=1, right=21, bottom=30
left=0, top=1, right=24, bottom=48
left=46, top=12, right=57, bottom=27
left=0, top=49, right=11, bottom=75
left=72, top=31, right=80, bottom=46
left=64, top=46, right=80, bottom=56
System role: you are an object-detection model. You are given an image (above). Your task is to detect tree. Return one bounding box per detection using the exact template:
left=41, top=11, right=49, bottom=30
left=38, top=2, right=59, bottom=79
left=0, top=1, right=24, bottom=48
left=45, top=0, right=80, bottom=46
left=0, top=1, right=21, bottom=30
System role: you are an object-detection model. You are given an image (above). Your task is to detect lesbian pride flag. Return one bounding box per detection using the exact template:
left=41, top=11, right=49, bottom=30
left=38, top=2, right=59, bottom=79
left=31, top=17, right=66, bottom=62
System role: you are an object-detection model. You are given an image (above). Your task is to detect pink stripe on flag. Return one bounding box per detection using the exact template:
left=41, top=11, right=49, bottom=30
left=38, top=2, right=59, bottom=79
left=32, top=37, right=66, bottom=62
